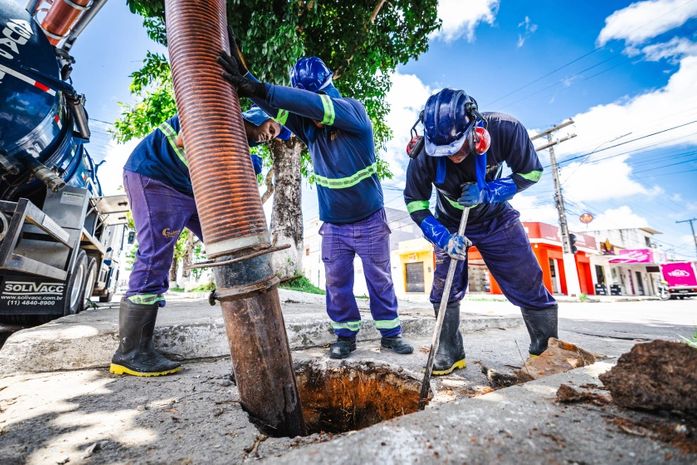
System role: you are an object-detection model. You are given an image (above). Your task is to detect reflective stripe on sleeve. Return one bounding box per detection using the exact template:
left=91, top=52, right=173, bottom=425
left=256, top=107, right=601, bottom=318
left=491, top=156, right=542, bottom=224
left=406, top=200, right=430, bottom=214
left=319, top=94, right=335, bottom=126
left=158, top=122, right=188, bottom=167
left=516, top=170, right=542, bottom=182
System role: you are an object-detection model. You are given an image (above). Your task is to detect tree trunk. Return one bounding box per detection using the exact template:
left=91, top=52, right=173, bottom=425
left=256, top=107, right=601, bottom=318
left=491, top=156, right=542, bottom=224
left=169, top=257, right=178, bottom=286
left=182, top=234, right=194, bottom=279
left=269, top=138, right=304, bottom=281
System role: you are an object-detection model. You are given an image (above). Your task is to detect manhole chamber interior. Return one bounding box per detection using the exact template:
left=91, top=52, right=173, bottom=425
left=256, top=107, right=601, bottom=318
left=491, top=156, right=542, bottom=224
left=292, top=360, right=428, bottom=435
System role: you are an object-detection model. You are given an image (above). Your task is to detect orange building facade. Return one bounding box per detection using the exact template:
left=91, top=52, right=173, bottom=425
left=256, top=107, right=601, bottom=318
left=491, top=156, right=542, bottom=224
left=467, top=222, right=598, bottom=296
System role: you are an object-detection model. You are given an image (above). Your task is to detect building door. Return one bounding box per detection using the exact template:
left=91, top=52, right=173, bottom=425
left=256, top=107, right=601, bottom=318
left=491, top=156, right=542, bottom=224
left=635, top=271, right=645, bottom=295
left=549, top=258, right=560, bottom=294
left=405, top=262, right=425, bottom=293
left=595, top=265, right=605, bottom=285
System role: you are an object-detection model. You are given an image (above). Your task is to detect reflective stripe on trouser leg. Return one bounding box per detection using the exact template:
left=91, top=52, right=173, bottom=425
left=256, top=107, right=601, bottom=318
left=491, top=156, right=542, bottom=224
left=355, top=209, right=401, bottom=337
left=321, top=224, right=360, bottom=338
left=124, top=171, right=199, bottom=305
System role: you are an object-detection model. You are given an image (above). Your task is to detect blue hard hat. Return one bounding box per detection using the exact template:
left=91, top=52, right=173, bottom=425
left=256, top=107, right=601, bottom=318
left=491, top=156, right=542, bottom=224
left=291, top=57, right=335, bottom=93
left=242, top=107, right=291, bottom=140
left=423, top=88, right=478, bottom=157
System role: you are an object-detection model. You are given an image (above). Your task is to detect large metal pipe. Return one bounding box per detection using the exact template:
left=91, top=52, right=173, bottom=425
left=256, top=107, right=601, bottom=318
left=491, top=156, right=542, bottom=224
left=39, top=0, right=91, bottom=46
left=164, top=0, right=306, bottom=437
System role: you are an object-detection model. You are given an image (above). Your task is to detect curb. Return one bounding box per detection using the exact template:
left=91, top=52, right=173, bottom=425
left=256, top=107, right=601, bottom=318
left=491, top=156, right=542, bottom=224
left=0, top=299, right=521, bottom=376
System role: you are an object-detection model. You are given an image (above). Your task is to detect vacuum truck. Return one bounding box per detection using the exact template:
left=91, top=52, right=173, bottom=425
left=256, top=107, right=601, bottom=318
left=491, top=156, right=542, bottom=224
left=0, top=0, right=127, bottom=324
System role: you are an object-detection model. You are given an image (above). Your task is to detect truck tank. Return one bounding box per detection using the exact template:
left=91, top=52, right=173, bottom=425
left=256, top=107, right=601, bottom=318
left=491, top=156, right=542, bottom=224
left=0, top=0, right=100, bottom=204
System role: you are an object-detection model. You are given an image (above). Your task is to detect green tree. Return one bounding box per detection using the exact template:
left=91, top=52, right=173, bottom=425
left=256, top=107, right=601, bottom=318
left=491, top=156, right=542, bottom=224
left=117, top=0, right=440, bottom=279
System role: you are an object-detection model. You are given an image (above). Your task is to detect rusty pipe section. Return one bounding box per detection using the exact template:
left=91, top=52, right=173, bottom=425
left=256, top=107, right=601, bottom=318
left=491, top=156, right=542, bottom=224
left=214, top=254, right=306, bottom=437
left=164, top=0, right=306, bottom=437
left=39, top=0, right=91, bottom=45
left=164, top=0, right=268, bottom=258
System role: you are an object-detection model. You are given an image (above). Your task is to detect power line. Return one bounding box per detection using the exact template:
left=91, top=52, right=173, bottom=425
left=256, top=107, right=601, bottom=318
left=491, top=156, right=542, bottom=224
left=543, top=119, right=697, bottom=170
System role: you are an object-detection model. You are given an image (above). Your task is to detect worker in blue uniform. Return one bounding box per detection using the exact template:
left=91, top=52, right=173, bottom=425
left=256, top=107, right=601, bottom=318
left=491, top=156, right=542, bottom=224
left=110, top=107, right=290, bottom=377
left=404, top=88, right=558, bottom=375
left=218, top=48, right=414, bottom=359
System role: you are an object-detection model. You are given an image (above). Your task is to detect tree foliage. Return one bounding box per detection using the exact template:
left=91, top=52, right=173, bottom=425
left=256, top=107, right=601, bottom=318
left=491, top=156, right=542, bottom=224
left=116, top=0, right=440, bottom=169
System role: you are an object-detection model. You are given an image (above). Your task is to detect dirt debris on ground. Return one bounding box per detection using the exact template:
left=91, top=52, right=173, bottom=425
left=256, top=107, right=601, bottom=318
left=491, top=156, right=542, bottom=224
left=607, top=414, right=697, bottom=454
left=599, top=339, right=697, bottom=416
left=555, top=383, right=611, bottom=406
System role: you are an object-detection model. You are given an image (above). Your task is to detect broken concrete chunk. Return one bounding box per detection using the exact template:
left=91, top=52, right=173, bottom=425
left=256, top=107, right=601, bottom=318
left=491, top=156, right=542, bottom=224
left=599, top=340, right=697, bottom=416
left=516, top=338, right=596, bottom=381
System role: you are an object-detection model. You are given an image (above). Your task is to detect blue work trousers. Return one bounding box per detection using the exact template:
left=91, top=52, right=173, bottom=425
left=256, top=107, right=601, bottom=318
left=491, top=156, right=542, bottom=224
left=430, top=206, right=556, bottom=310
left=124, top=171, right=203, bottom=304
left=320, top=208, right=401, bottom=338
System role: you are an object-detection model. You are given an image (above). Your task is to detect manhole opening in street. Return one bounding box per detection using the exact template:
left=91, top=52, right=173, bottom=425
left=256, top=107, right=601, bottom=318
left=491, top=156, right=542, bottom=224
left=293, top=360, right=428, bottom=435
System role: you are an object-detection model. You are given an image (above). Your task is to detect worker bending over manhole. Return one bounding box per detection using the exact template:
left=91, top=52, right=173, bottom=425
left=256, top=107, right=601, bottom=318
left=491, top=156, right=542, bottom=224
left=111, top=108, right=290, bottom=377
left=404, top=88, right=559, bottom=375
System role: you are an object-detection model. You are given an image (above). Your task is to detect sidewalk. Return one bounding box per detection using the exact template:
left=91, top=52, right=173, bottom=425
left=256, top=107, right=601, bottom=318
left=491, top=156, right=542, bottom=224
left=0, top=289, right=521, bottom=376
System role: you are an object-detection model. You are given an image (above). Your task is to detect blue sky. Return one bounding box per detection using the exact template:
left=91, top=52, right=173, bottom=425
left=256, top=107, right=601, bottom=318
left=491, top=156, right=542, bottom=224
left=70, top=0, right=697, bottom=260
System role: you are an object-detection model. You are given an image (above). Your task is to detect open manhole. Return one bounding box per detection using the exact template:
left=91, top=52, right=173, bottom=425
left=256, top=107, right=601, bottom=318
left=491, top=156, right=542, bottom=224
left=293, top=360, right=428, bottom=435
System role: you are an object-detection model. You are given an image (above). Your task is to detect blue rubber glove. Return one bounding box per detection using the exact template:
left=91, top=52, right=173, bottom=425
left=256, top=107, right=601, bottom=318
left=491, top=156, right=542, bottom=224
left=419, top=216, right=471, bottom=260
left=458, top=178, right=518, bottom=207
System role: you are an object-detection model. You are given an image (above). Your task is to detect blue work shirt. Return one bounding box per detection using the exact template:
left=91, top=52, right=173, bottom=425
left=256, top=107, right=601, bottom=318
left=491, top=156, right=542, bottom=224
left=124, top=115, right=263, bottom=196
left=249, top=78, right=383, bottom=224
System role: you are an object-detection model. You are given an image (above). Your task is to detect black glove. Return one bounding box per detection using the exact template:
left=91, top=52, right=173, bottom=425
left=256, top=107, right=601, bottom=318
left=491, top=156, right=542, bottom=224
left=218, top=51, right=267, bottom=99
left=227, top=25, right=249, bottom=75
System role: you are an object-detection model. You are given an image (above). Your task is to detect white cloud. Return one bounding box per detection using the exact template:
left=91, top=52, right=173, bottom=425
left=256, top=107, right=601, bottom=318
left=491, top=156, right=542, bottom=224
left=516, top=16, right=538, bottom=48
left=559, top=155, right=661, bottom=202
left=641, top=37, right=697, bottom=62
left=381, top=72, right=432, bottom=184
left=98, top=139, right=138, bottom=195
left=431, top=0, right=499, bottom=43
left=581, top=205, right=649, bottom=230
left=597, top=0, right=697, bottom=46
left=552, top=55, right=697, bottom=159
left=510, top=193, right=559, bottom=225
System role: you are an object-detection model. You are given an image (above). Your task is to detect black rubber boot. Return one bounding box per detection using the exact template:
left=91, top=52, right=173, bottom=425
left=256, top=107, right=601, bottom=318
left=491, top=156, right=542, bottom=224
left=521, top=305, right=559, bottom=356
left=329, top=337, right=356, bottom=359
left=110, top=298, right=181, bottom=377
left=432, top=301, right=466, bottom=375
left=381, top=335, right=414, bottom=354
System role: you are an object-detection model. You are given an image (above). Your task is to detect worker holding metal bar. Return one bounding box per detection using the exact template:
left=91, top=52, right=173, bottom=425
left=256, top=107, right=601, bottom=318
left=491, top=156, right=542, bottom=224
left=403, top=88, right=558, bottom=375
left=110, top=108, right=290, bottom=377
left=218, top=41, right=414, bottom=360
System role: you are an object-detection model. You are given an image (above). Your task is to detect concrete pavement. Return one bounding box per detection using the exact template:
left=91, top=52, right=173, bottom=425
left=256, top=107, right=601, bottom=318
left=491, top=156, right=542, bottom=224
left=0, top=293, right=695, bottom=464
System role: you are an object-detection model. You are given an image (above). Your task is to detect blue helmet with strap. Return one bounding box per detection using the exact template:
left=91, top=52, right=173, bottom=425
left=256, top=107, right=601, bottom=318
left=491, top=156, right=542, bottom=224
left=422, top=88, right=480, bottom=157
left=291, top=56, right=341, bottom=98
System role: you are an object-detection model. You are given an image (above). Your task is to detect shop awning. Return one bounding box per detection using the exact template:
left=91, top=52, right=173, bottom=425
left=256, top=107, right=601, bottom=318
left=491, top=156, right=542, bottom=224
left=609, top=248, right=654, bottom=264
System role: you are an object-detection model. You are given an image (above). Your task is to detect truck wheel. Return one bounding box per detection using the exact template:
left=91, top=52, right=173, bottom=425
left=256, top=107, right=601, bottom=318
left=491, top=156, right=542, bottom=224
left=99, top=292, right=113, bottom=303
left=65, top=250, right=88, bottom=315
left=82, top=257, right=98, bottom=311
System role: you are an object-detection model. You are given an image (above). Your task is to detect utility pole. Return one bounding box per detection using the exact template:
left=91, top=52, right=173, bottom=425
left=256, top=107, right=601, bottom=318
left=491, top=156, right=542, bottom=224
left=532, top=119, right=582, bottom=296
left=676, top=218, right=697, bottom=259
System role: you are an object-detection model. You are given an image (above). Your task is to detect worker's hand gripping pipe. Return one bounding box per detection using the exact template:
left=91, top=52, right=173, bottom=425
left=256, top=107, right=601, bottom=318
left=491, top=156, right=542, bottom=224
left=418, top=207, right=470, bottom=410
